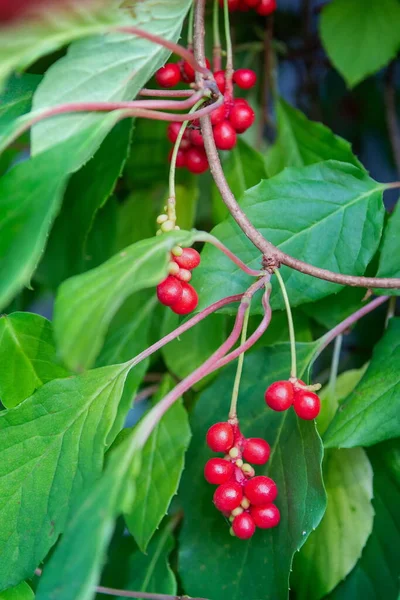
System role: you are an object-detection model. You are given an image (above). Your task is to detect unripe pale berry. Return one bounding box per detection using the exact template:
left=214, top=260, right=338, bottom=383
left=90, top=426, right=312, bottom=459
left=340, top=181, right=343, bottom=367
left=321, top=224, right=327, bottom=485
left=244, top=475, right=277, bottom=506
left=206, top=422, right=234, bottom=453
left=155, top=63, right=181, bottom=88
left=242, top=438, right=270, bottom=465
left=232, top=512, right=256, bottom=539
left=293, top=390, right=321, bottom=420
left=250, top=504, right=280, bottom=528
left=170, top=282, right=198, bottom=315
left=213, top=481, right=243, bottom=512
left=175, top=268, right=192, bottom=283
left=204, top=458, right=235, bottom=484
left=156, top=276, right=183, bottom=307
left=233, top=69, right=257, bottom=89
left=213, top=120, right=237, bottom=150
left=265, top=380, right=294, bottom=411
left=173, top=247, right=201, bottom=270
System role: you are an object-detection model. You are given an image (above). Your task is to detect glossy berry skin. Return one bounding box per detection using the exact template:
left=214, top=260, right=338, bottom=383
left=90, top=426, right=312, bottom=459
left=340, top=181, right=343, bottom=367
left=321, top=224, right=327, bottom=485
left=204, top=458, right=235, bottom=485
left=229, top=101, right=255, bottom=133
left=293, top=390, right=321, bottom=420
left=155, top=63, right=181, bottom=88
left=244, top=476, right=277, bottom=506
left=167, top=123, right=190, bottom=147
left=206, top=422, right=234, bottom=453
left=213, top=481, right=243, bottom=512
left=156, top=276, right=183, bottom=306
left=213, top=120, right=237, bottom=150
left=242, top=438, right=270, bottom=465
left=168, top=148, right=187, bottom=168
left=233, top=68, right=257, bottom=89
left=244, top=0, right=261, bottom=7
left=173, top=247, right=201, bottom=270
left=210, top=104, right=227, bottom=126
left=186, top=147, right=208, bottom=174
left=189, top=129, right=204, bottom=147
left=170, top=282, right=198, bottom=315
left=219, top=0, right=240, bottom=10
left=183, top=57, right=211, bottom=83
left=175, top=268, right=192, bottom=283
left=265, top=380, right=294, bottom=411
left=214, top=70, right=226, bottom=94
left=256, top=0, right=277, bottom=16
left=250, top=504, right=280, bottom=528
left=232, top=513, right=256, bottom=539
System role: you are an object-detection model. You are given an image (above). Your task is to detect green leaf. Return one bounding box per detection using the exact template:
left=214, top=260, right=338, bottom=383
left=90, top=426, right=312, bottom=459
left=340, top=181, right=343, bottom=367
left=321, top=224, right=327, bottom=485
left=192, top=161, right=385, bottom=313
left=37, top=120, right=132, bottom=288
left=0, top=312, right=69, bottom=408
left=324, top=318, right=400, bottom=448
left=328, top=440, right=400, bottom=600
left=320, top=0, right=400, bottom=87
left=375, top=201, right=400, bottom=295
left=0, top=1, right=124, bottom=90
left=0, top=582, right=34, bottom=600
left=292, top=447, right=374, bottom=600
left=123, top=522, right=177, bottom=595
left=179, top=343, right=326, bottom=600
left=35, top=423, right=142, bottom=600
left=265, top=99, right=361, bottom=177
left=0, top=112, right=123, bottom=310
left=212, top=138, right=268, bottom=222
left=125, top=376, right=191, bottom=551
left=31, top=0, right=192, bottom=157
left=53, top=230, right=205, bottom=372
left=302, top=287, right=366, bottom=330
left=0, top=363, right=129, bottom=589
left=0, top=74, right=41, bottom=129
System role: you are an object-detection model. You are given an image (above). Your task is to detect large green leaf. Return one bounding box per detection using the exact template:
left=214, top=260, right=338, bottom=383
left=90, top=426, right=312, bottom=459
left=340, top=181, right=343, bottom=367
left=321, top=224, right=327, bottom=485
left=38, top=120, right=132, bottom=288
left=125, top=377, right=191, bottom=551
left=320, top=0, right=400, bottom=87
left=0, top=74, right=41, bottom=129
left=324, top=318, right=400, bottom=448
left=123, top=523, right=177, bottom=595
left=265, top=99, right=361, bottom=177
left=0, top=582, right=34, bottom=600
left=0, top=363, right=129, bottom=589
left=32, top=0, right=192, bottom=157
left=54, top=230, right=204, bottom=372
left=375, top=201, right=400, bottom=295
left=192, top=161, right=385, bottom=313
left=35, top=424, right=142, bottom=600
left=0, top=312, right=69, bottom=408
left=328, top=440, right=400, bottom=600
left=179, top=343, right=326, bottom=600
left=0, top=1, right=123, bottom=90
left=292, top=448, right=374, bottom=600
left=0, top=112, right=122, bottom=311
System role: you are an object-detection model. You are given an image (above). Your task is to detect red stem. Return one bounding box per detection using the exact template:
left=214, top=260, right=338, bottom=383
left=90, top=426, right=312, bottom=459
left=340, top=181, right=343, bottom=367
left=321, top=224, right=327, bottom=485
left=139, top=88, right=195, bottom=97
left=198, top=233, right=263, bottom=276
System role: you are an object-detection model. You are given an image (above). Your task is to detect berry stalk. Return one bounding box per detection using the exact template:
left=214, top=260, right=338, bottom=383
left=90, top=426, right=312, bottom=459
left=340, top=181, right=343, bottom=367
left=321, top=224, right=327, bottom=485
left=229, top=304, right=251, bottom=421
left=213, top=0, right=222, bottom=71
left=273, top=268, right=297, bottom=379
left=222, top=0, right=234, bottom=101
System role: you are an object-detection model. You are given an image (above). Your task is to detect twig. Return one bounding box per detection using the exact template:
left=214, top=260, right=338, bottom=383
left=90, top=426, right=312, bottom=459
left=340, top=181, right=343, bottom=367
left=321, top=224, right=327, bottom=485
left=134, top=384, right=159, bottom=404
left=192, top=0, right=400, bottom=290
left=384, top=62, right=400, bottom=175
left=139, top=89, right=195, bottom=97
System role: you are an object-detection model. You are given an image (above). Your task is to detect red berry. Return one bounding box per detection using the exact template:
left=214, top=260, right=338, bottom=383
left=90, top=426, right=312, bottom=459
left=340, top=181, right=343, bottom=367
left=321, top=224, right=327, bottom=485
left=229, top=101, right=255, bottom=133
left=245, top=0, right=261, bottom=6
left=214, top=70, right=226, bottom=94
left=213, top=481, right=243, bottom=512
left=186, top=147, right=209, bottom=174
left=175, top=268, right=192, bottom=282
left=242, top=438, right=270, bottom=465
left=218, top=0, right=240, bottom=10
left=173, top=247, right=201, bottom=270
left=189, top=128, right=204, bottom=147
left=168, top=148, right=187, bottom=168
left=238, top=0, right=250, bottom=10
left=293, top=390, right=321, bottom=420
left=264, top=381, right=294, bottom=411
left=256, top=0, right=277, bottom=16
left=244, top=476, right=277, bottom=506
left=232, top=513, right=256, bottom=539
left=233, top=69, right=257, bottom=89
left=210, top=104, right=227, bottom=126
left=213, top=120, right=237, bottom=150
left=206, top=422, right=234, bottom=453
left=167, top=122, right=190, bottom=147
left=155, top=63, right=181, bottom=88
left=204, top=458, right=235, bottom=484
left=170, top=282, right=198, bottom=315
left=183, top=57, right=211, bottom=83
left=156, top=276, right=183, bottom=306
left=250, top=504, right=280, bottom=528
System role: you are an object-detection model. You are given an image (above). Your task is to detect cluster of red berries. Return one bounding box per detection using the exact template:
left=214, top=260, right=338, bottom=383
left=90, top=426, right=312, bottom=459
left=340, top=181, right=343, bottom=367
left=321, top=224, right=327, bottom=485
left=204, top=421, right=280, bottom=539
left=220, top=0, right=276, bottom=15
left=155, top=59, right=257, bottom=174
left=156, top=247, right=201, bottom=315
left=265, top=379, right=321, bottom=420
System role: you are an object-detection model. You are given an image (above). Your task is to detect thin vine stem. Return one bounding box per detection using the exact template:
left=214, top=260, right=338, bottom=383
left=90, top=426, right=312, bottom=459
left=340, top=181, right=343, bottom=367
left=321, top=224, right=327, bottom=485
left=328, top=334, right=343, bottom=398
left=213, top=0, right=222, bottom=71
left=274, top=268, right=297, bottom=379
left=187, top=0, right=195, bottom=47
left=223, top=0, right=234, bottom=99
left=229, top=303, right=251, bottom=420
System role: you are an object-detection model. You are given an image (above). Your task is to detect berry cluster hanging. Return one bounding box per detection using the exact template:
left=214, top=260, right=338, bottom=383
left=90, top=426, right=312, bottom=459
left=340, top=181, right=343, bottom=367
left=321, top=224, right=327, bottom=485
left=265, top=379, right=321, bottom=420
left=205, top=421, right=280, bottom=539
left=156, top=247, right=201, bottom=315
